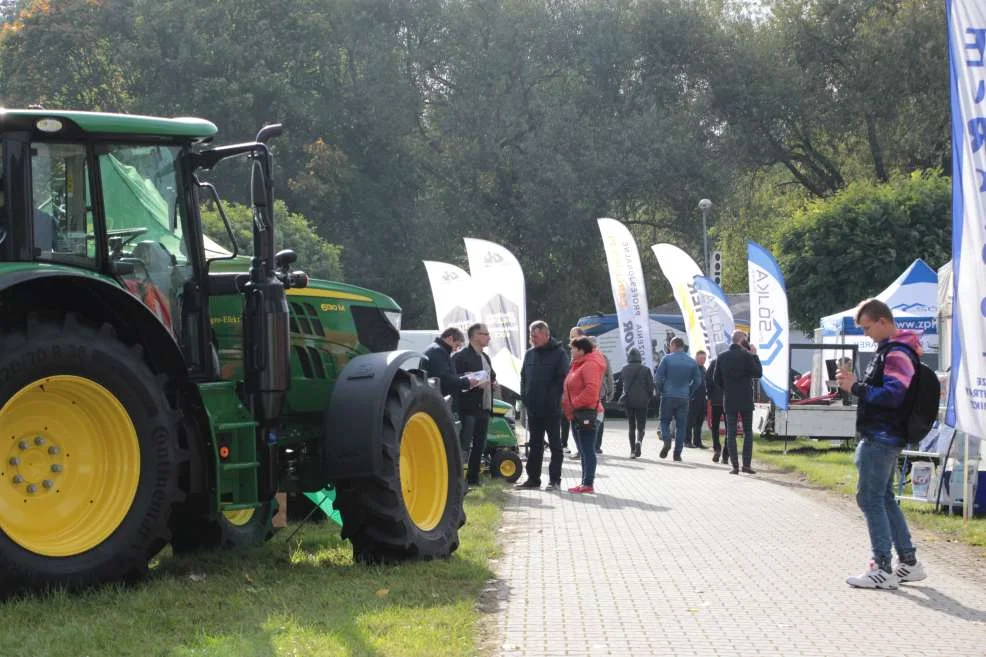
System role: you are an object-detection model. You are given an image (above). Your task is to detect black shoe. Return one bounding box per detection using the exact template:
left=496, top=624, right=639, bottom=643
left=673, top=455, right=682, bottom=462
left=659, top=443, right=670, bottom=459
left=595, top=449, right=603, bottom=455
left=630, top=450, right=638, bottom=459
left=694, top=443, right=706, bottom=449
left=634, top=440, right=642, bottom=458
left=712, top=449, right=721, bottom=462
left=544, top=482, right=559, bottom=491
left=729, top=468, right=739, bottom=475
left=741, top=466, right=757, bottom=474
left=516, top=480, right=540, bottom=489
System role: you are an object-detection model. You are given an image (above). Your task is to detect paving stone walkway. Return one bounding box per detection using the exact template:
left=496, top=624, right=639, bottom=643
left=490, top=420, right=986, bottom=657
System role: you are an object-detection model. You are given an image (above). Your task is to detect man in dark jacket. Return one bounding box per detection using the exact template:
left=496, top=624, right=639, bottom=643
left=705, top=358, right=728, bottom=463
left=619, top=347, right=654, bottom=458
left=686, top=350, right=708, bottom=448
left=423, top=327, right=469, bottom=397
left=713, top=330, right=763, bottom=474
left=837, top=298, right=925, bottom=589
left=518, top=320, right=569, bottom=490
left=452, top=323, right=496, bottom=486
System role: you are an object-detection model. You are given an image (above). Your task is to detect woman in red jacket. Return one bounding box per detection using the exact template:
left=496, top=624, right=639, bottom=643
left=562, top=337, right=606, bottom=493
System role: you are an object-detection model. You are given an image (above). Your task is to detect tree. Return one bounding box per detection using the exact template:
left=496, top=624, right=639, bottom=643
left=774, top=170, right=950, bottom=331
left=200, top=200, right=343, bottom=282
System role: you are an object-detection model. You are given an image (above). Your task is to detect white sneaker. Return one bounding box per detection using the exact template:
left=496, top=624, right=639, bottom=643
left=847, top=561, right=898, bottom=589
left=894, top=560, right=927, bottom=583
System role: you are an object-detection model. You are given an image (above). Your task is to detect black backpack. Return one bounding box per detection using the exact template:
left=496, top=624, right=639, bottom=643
left=884, top=342, right=941, bottom=446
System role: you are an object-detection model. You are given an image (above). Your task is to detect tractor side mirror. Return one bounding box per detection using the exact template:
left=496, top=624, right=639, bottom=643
left=274, top=249, right=297, bottom=269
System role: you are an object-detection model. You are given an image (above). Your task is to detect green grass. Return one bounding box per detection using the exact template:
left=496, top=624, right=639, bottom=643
left=756, top=437, right=986, bottom=548
left=0, top=482, right=507, bottom=657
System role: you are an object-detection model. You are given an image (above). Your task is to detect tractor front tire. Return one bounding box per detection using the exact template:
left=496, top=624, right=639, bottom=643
left=492, top=450, right=523, bottom=483
left=333, top=371, right=465, bottom=563
left=0, top=315, right=183, bottom=596
left=170, top=502, right=275, bottom=553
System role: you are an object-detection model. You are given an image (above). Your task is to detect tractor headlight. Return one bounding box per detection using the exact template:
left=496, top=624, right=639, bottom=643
left=383, top=310, right=402, bottom=331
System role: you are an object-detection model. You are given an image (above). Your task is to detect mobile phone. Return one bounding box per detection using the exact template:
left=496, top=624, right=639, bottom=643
left=741, top=339, right=750, bottom=350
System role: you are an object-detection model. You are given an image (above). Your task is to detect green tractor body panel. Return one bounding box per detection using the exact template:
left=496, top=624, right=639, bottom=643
left=208, top=277, right=401, bottom=415
left=0, top=109, right=217, bottom=140
left=487, top=399, right=518, bottom=448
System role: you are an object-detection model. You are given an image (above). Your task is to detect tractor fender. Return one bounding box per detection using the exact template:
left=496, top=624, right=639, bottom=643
left=321, top=350, right=427, bottom=480
left=0, top=269, right=188, bottom=385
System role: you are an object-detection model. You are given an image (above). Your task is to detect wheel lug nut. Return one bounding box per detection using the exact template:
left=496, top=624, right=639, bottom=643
left=18, top=440, right=28, bottom=450
left=51, top=464, right=63, bottom=473
left=48, top=446, right=60, bottom=455
left=42, top=480, right=53, bottom=489
left=9, top=457, right=19, bottom=466
left=12, top=475, right=23, bottom=484
left=34, top=436, right=45, bottom=446
left=26, top=484, right=37, bottom=494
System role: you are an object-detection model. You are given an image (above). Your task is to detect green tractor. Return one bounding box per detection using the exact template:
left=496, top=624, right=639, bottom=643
left=0, top=109, right=465, bottom=596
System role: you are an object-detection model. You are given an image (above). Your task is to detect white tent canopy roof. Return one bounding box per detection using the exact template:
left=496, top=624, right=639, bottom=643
left=819, top=258, right=938, bottom=352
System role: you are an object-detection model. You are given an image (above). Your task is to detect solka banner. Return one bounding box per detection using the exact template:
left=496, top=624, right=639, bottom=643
left=597, top=218, right=654, bottom=371
left=692, top=275, right=735, bottom=360
left=423, top=261, right=478, bottom=333
left=747, top=241, right=789, bottom=410
left=651, top=243, right=707, bottom=356
left=946, top=0, right=986, bottom=439
left=464, top=238, right=526, bottom=396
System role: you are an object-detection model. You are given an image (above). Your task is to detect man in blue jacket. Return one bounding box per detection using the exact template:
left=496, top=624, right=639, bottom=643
left=655, top=337, right=702, bottom=461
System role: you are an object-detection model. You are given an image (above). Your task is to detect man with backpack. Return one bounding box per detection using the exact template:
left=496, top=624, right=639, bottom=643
left=837, top=298, right=931, bottom=589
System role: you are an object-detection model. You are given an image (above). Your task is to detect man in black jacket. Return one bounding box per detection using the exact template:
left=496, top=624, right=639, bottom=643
left=423, top=327, right=468, bottom=398
left=686, top=350, right=708, bottom=448
left=518, top=320, right=570, bottom=490
left=713, top=331, right=763, bottom=475
left=452, top=323, right=496, bottom=486
left=705, top=358, right=728, bottom=463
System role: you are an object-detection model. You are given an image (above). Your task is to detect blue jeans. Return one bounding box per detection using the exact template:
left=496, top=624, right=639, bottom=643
left=659, top=396, right=689, bottom=457
left=855, top=437, right=915, bottom=570
left=576, top=426, right=597, bottom=486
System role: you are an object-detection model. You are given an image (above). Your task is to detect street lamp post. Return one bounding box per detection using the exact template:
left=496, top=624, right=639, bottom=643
left=698, top=198, right=712, bottom=275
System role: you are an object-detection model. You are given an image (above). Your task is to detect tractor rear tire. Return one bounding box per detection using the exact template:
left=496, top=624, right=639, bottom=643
left=0, top=315, right=183, bottom=596
left=333, top=371, right=465, bottom=563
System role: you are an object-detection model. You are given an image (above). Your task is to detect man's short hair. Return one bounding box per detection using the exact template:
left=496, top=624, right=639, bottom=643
left=467, top=323, right=487, bottom=339
left=731, top=330, right=748, bottom=345
left=854, top=298, right=895, bottom=325
left=529, top=320, right=550, bottom=335
left=695, top=350, right=706, bottom=357
left=669, top=336, right=685, bottom=350
left=570, top=337, right=594, bottom=353
left=569, top=326, right=586, bottom=338
left=440, top=327, right=465, bottom=342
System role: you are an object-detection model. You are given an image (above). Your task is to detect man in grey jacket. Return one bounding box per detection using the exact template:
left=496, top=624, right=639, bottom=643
left=654, top=337, right=702, bottom=461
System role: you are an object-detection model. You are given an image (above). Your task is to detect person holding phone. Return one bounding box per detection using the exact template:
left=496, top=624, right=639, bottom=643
left=713, top=330, right=763, bottom=474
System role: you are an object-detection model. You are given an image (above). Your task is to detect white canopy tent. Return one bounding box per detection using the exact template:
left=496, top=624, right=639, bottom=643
left=818, top=259, right=939, bottom=354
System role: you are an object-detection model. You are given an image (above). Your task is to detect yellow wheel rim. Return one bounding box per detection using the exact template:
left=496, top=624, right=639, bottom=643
left=0, top=375, right=140, bottom=557
left=498, top=457, right=517, bottom=479
left=399, top=412, right=449, bottom=531
left=223, top=509, right=255, bottom=527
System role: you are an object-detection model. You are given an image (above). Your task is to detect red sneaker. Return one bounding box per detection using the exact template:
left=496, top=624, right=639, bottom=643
left=567, top=484, right=595, bottom=494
